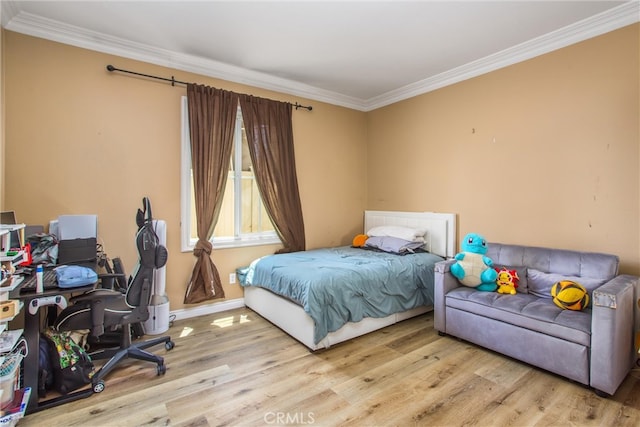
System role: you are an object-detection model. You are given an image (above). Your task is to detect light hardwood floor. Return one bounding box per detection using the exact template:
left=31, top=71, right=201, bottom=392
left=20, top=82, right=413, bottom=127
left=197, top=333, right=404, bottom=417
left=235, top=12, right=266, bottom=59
left=20, top=307, right=640, bottom=426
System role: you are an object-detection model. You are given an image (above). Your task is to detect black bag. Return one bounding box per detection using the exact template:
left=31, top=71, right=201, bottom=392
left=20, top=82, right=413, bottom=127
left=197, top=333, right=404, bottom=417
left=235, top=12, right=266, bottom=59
left=42, top=327, right=95, bottom=394
left=38, top=336, right=54, bottom=397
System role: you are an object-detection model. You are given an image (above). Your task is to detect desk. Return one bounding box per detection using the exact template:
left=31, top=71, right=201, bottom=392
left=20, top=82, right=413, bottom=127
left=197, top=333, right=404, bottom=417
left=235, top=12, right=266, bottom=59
left=11, top=280, right=96, bottom=414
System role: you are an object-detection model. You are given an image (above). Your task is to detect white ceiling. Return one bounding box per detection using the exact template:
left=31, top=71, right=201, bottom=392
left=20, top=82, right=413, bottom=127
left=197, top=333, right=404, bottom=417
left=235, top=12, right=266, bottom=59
left=2, top=1, right=638, bottom=111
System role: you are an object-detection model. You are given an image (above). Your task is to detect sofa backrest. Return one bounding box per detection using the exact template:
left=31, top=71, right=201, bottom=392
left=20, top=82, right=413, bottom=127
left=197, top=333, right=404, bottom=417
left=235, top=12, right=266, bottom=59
left=487, top=243, right=619, bottom=298
left=487, top=243, right=619, bottom=279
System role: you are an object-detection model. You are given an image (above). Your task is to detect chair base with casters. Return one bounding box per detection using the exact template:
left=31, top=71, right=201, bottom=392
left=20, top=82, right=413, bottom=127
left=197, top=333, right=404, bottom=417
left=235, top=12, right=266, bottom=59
left=88, top=322, right=174, bottom=393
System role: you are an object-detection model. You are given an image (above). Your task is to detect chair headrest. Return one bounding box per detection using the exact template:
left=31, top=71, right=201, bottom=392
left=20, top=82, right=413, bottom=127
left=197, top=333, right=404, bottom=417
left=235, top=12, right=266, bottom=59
left=134, top=197, right=168, bottom=269
left=136, top=197, right=153, bottom=229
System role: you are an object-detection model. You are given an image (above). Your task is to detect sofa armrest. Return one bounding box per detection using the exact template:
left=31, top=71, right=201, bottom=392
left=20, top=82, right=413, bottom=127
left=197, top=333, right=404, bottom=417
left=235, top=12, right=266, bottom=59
left=434, top=259, right=462, bottom=332
left=590, top=274, right=639, bottom=395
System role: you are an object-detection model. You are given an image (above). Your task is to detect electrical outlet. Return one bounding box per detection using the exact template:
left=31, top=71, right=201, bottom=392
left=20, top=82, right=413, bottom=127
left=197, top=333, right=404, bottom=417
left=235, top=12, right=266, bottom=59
left=229, top=273, right=236, bottom=284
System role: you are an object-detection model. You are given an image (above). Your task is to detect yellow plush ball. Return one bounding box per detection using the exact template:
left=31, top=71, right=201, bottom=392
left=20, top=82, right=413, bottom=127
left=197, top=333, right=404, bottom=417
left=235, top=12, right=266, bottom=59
left=551, top=280, right=589, bottom=311
left=352, top=234, right=368, bottom=247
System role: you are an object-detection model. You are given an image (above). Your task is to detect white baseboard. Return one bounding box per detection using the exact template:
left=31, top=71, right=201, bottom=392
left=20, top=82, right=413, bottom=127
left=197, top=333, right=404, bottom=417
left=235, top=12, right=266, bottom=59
left=170, top=298, right=245, bottom=322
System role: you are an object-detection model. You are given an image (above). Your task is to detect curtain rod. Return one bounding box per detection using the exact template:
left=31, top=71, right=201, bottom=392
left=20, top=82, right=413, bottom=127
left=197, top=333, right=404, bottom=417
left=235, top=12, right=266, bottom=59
left=105, top=65, right=313, bottom=111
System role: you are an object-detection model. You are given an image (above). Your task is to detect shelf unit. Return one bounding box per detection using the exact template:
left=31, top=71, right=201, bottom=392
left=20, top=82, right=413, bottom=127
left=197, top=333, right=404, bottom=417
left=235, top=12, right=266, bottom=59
left=0, top=225, right=29, bottom=424
left=0, top=253, right=25, bottom=269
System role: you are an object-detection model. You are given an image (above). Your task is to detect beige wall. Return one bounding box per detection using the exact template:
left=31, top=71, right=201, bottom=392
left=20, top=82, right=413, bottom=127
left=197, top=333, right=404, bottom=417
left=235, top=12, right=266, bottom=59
left=3, top=31, right=367, bottom=311
left=367, top=24, right=640, bottom=274
left=3, top=23, right=639, bottom=313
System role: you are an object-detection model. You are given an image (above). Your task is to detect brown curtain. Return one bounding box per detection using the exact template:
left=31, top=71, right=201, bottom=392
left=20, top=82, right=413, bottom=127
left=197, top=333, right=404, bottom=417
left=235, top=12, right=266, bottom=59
left=238, top=94, right=305, bottom=253
left=184, top=84, right=238, bottom=304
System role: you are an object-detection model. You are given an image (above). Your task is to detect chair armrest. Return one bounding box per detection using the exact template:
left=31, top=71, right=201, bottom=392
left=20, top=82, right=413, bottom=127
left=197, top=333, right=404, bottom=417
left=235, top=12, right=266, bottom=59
left=99, top=273, right=127, bottom=292
left=590, top=274, right=639, bottom=395
left=434, top=259, right=462, bottom=332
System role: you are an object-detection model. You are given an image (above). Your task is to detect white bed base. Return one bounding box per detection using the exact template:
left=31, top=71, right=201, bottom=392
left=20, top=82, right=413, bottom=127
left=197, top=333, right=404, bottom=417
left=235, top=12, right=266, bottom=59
left=243, top=211, right=457, bottom=351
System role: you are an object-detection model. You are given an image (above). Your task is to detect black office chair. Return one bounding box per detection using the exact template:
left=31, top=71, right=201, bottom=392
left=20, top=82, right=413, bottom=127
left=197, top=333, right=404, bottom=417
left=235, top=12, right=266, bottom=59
left=54, top=198, right=174, bottom=393
left=81, top=256, right=146, bottom=350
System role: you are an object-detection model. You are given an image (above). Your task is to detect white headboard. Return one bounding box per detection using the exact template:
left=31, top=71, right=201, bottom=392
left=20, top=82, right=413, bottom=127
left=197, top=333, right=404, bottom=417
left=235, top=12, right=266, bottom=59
left=364, top=211, right=457, bottom=259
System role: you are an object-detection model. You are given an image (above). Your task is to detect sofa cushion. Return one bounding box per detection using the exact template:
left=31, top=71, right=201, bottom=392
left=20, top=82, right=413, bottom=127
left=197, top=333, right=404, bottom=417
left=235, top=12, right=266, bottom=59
left=527, top=268, right=607, bottom=301
left=445, top=287, right=592, bottom=347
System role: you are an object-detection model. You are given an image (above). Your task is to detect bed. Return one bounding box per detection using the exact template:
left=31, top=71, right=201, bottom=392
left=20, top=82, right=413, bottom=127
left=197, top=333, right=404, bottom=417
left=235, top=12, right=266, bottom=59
left=240, top=211, right=457, bottom=350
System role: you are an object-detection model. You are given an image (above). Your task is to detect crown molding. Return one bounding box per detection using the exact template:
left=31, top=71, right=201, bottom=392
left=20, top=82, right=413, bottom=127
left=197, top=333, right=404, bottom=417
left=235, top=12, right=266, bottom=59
left=365, top=1, right=640, bottom=111
left=3, top=2, right=638, bottom=112
left=3, top=10, right=366, bottom=110
left=0, top=1, right=18, bottom=27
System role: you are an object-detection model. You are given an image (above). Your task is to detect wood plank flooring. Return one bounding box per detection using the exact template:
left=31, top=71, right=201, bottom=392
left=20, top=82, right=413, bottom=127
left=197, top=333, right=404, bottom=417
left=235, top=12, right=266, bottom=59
left=19, top=307, right=640, bottom=426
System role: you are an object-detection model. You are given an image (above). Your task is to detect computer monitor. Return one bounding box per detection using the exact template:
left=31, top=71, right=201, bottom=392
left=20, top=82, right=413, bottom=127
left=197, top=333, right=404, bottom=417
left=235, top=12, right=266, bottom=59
left=0, top=210, right=22, bottom=249
left=58, top=215, right=97, bottom=240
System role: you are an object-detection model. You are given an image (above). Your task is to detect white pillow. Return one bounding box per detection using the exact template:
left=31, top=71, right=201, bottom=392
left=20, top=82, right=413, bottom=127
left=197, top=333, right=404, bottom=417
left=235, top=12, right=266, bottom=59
left=366, top=225, right=426, bottom=242
left=365, top=236, right=425, bottom=254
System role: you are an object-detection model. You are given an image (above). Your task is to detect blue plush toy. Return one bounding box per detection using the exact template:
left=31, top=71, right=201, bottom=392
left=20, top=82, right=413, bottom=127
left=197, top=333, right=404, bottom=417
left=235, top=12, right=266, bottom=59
left=450, top=233, right=498, bottom=292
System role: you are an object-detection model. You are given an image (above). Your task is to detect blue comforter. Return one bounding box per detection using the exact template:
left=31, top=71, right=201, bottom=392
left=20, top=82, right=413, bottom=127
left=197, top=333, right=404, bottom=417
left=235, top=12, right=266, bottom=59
left=240, top=246, right=443, bottom=344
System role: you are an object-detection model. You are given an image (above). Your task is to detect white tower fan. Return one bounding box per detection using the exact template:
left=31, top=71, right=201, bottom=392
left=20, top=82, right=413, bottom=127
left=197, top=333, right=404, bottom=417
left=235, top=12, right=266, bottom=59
left=143, top=219, right=170, bottom=335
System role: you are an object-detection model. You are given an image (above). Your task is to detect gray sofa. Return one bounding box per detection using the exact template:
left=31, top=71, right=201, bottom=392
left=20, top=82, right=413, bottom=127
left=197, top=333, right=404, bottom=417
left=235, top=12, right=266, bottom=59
left=434, top=242, right=639, bottom=396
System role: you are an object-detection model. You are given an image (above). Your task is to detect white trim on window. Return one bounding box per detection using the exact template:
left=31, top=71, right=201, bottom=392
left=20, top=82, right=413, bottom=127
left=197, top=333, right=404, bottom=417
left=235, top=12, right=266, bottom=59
left=180, top=96, right=193, bottom=252
left=232, top=108, right=243, bottom=237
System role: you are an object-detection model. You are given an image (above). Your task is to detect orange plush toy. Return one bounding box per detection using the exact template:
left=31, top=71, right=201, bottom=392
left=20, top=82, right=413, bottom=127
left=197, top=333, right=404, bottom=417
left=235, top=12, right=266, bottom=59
left=352, top=234, right=368, bottom=247
left=495, top=267, right=519, bottom=294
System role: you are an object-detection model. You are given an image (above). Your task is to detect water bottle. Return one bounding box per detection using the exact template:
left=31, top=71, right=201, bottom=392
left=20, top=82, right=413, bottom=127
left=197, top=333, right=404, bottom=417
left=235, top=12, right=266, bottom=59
left=36, top=264, right=44, bottom=293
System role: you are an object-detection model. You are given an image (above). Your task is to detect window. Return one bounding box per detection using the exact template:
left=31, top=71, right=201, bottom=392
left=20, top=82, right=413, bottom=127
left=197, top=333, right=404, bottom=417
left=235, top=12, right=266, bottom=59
left=180, top=97, right=280, bottom=251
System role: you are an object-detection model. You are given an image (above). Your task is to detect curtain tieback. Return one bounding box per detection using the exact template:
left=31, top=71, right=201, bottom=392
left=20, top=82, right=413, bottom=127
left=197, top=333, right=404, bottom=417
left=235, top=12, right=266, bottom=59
left=193, top=239, right=213, bottom=257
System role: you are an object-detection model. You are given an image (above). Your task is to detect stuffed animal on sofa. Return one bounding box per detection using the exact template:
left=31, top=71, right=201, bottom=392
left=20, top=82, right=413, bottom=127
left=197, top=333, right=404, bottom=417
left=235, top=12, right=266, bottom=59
left=495, top=267, right=519, bottom=294
left=450, top=233, right=498, bottom=292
